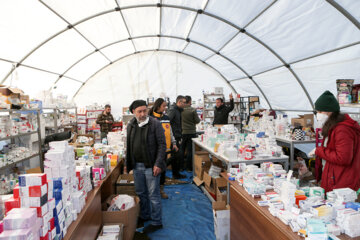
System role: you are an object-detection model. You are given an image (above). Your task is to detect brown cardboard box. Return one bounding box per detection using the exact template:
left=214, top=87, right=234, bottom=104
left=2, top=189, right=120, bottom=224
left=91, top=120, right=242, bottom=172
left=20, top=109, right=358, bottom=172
left=204, top=172, right=227, bottom=201
left=102, top=196, right=140, bottom=240
left=250, top=96, right=259, bottom=102
left=0, top=86, right=24, bottom=105
left=116, top=174, right=136, bottom=196
left=70, top=133, right=95, bottom=147
left=216, top=177, right=227, bottom=203
left=291, top=114, right=314, bottom=127
left=20, top=95, right=29, bottom=104
left=194, top=152, right=211, bottom=180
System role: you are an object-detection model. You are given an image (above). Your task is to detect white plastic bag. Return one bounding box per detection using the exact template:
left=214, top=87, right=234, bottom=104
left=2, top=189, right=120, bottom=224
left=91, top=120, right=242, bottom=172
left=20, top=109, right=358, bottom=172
left=107, top=194, right=135, bottom=211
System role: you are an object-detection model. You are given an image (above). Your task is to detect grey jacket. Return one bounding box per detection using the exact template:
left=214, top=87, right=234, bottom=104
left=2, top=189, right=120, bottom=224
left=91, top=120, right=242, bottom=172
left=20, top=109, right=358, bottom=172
left=126, top=116, right=166, bottom=171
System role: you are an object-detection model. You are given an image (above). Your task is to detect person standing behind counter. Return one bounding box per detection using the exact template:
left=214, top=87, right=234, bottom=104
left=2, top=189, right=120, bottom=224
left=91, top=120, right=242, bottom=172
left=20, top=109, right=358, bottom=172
left=96, top=104, right=114, bottom=140
left=308, top=91, right=360, bottom=193
left=213, top=93, right=234, bottom=125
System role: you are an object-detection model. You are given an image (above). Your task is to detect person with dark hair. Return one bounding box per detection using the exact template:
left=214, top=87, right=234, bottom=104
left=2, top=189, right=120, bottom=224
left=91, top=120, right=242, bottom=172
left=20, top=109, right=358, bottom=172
left=149, top=98, right=178, bottom=199
left=96, top=104, right=114, bottom=139
left=213, top=93, right=234, bottom=125
left=167, top=95, right=186, bottom=179
left=125, top=100, right=166, bottom=234
left=307, top=91, right=360, bottom=193
left=181, top=95, right=200, bottom=171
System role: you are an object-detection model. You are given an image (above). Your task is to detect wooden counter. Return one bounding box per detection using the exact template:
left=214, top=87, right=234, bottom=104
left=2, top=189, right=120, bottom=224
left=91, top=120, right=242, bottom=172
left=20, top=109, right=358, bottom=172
left=221, top=173, right=359, bottom=240
left=64, top=161, right=122, bottom=240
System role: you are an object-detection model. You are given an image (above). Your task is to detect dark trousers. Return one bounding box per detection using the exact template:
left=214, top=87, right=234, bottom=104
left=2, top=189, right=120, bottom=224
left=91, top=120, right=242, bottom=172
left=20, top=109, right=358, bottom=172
left=160, top=151, right=171, bottom=186
left=169, top=139, right=183, bottom=177
left=182, top=133, right=196, bottom=171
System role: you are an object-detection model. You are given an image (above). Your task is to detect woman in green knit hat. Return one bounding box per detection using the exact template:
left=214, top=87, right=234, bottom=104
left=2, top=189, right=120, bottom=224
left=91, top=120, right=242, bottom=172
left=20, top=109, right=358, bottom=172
left=310, top=90, right=360, bottom=193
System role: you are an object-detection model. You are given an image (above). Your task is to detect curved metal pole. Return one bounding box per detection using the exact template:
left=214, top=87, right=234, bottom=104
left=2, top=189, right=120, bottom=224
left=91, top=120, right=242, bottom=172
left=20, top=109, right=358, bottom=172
left=71, top=49, right=238, bottom=99
left=3, top=3, right=356, bottom=109
left=326, top=0, right=360, bottom=30
left=54, top=34, right=272, bottom=108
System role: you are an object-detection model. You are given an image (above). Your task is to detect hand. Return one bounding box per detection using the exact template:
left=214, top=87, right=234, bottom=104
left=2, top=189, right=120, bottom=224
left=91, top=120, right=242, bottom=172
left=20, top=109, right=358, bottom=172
left=229, top=93, right=233, bottom=100
left=308, top=148, right=316, bottom=157
left=123, top=166, right=128, bottom=174
left=105, top=120, right=110, bottom=123
left=173, top=144, right=179, bottom=152
left=153, top=166, right=161, bottom=176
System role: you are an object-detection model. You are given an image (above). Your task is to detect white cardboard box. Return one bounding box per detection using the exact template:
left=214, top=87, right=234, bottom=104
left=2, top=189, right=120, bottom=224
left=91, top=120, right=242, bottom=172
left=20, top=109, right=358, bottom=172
left=212, top=202, right=230, bottom=240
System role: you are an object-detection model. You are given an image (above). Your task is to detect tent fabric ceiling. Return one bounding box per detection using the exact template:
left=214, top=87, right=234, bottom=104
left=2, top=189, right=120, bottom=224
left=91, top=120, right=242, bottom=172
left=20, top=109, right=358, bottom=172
left=0, top=0, right=359, bottom=111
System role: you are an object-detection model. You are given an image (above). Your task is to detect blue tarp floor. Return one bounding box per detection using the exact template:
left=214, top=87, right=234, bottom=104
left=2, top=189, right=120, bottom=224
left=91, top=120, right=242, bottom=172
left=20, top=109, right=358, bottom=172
left=138, top=170, right=216, bottom=240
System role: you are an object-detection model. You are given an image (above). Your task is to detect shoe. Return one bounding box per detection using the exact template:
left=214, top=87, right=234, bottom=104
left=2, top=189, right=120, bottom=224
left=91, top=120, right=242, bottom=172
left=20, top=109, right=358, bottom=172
left=137, top=217, right=150, bottom=228
left=160, top=186, right=169, bottom=199
left=186, top=168, right=193, bottom=173
left=173, top=173, right=186, bottom=179
left=143, top=224, right=163, bottom=234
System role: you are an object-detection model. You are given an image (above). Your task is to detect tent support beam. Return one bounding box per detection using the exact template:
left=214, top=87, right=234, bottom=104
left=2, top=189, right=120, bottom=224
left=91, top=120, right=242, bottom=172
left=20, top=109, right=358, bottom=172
left=1, top=3, right=358, bottom=110
left=72, top=49, right=238, bottom=99
left=0, top=57, right=82, bottom=83
left=53, top=34, right=272, bottom=108
left=114, top=1, right=138, bottom=52
left=326, top=0, right=360, bottom=30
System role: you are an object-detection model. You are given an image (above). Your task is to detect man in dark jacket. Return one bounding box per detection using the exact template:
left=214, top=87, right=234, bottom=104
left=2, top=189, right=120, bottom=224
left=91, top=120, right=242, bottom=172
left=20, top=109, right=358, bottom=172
left=213, top=93, right=234, bottom=125
left=182, top=96, right=200, bottom=171
left=167, top=95, right=186, bottom=179
left=124, top=100, right=166, bottom=234
left=96, top=104, right=114, bottom=139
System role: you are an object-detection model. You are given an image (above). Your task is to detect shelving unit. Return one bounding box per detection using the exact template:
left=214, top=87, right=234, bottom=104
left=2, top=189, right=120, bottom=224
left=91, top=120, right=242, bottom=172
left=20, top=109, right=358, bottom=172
left=85, top=109, right=103, bottom=142
left=0, top=109, right=43, bottom=171
left=43, top=107, right=77, bottom=135
left=239, top=96, right=260, bottom=132
left=203, top=93, right=224, bottom=124
left=227, top=99, right=241, bottom=126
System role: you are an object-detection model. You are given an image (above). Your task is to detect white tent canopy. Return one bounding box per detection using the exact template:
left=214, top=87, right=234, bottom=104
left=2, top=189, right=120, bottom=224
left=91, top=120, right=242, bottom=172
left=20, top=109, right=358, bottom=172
left=0, top=0, right=359, bottom=113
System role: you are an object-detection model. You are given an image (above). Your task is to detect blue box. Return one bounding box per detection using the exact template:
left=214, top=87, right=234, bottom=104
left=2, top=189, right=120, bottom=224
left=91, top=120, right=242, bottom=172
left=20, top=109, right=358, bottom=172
left=53, top=178, right=63, bottom=190
left=54, top=189, right=63, bottom=201
left=345, top=202, right=360, bottom=211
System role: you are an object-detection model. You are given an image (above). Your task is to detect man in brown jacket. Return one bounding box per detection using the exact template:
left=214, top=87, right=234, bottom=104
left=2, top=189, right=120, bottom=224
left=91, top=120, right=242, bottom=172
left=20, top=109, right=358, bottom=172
left=96, top=104, right=114, bottom=140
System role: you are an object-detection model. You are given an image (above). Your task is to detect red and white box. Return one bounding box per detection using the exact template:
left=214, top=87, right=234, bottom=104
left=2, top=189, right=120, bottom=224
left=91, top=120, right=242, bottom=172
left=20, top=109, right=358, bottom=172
left=12, top=187, right=19, bottom=199
left=40, top=232, right=48, bottom=240
left=39, top=223, right=48, bottom=238
left=31, top=202, right=49, bottom=217
left=19, top=173, right=47, bottom=187
left=48, top=218, right=55, bottom=232
left=29, top=184, right=47, bottom=197
left=48, top=199, right=55, bottom=212
left=29, top=194, right=48, bottom=207
left=4, top=198, right=20, bottom=213
left=19, top=187, right=29, bottom=197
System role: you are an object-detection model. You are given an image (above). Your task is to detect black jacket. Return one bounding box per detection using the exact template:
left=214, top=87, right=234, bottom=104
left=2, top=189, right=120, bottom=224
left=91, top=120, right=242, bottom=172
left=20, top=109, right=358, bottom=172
left=126, top=116, right=166, bottom=171
left=213, top=99, right=234, bottom=125
left=167, top=103, right=183, bottom=140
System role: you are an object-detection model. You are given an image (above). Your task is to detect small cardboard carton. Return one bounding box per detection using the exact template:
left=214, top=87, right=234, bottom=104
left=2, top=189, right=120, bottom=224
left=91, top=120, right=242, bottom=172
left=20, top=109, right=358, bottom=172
left=291, top=114, right=314, bottom=127
left=203, top=172, right=227, bottom=201
left=116, top=174, right=136, bottom=196
left=0, top=86, right=24, bottom=105
left=216, top=178, right=227, bottom=204
left=213, top=201, right=230, bottom=240
left=102, top=196, right=140, bottom=240
left=194, top=151, right=210, bottom=181
left=70, top=133, right=95, bottom=147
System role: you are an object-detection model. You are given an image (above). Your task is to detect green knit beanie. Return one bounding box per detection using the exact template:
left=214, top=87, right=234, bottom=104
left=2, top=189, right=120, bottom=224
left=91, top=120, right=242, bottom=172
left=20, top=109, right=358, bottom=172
left=315, top=91, right=340, bottom=112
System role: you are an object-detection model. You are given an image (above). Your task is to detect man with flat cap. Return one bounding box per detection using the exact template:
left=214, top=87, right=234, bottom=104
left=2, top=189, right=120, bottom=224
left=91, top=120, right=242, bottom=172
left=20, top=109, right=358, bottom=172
left=124, top=100, right=166, bottom=234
